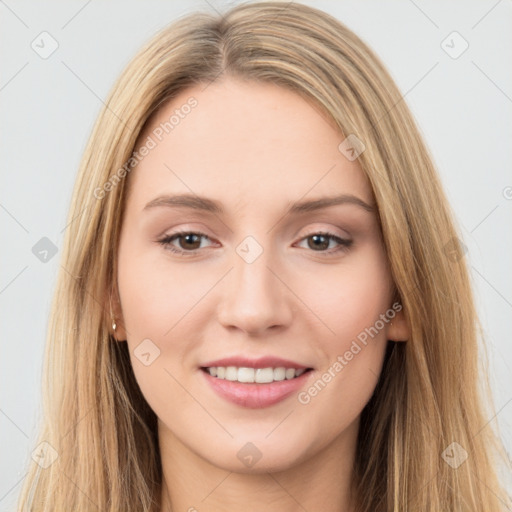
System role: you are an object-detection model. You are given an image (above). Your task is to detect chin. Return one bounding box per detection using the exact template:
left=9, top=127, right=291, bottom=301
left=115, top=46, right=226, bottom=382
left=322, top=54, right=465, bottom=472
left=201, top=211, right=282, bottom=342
left=199, top=435, right=312, bottom=474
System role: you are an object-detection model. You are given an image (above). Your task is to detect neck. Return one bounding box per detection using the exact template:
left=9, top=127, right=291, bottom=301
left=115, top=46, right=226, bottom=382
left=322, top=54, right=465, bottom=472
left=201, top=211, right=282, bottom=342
left=158, top=418, right=359, bottom=512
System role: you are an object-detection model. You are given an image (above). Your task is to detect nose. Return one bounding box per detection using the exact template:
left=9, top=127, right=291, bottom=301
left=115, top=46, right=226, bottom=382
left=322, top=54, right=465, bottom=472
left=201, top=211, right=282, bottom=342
left=216, top=244, right=293, bottom=336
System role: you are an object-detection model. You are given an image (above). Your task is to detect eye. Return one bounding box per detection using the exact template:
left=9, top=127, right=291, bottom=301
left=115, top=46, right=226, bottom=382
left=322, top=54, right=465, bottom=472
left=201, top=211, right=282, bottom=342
left=157, top=230, right=353, bottom=257
left=157, top=231, right=213, bottom=256
left=295, top=231, right=353, bottom=256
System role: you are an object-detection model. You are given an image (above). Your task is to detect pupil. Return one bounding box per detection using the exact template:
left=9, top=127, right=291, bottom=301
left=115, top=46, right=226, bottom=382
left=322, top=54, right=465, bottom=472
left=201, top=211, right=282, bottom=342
left=183, top=234, right=200, bottom=249
left=180, top=234, right=330, bottom=251
left=310, top=234, right=328, bottom=250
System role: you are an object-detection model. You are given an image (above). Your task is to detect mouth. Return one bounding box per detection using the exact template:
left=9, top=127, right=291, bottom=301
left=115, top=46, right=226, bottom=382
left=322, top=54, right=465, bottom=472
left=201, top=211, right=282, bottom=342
left=200, top=366, right=313, bottom=384
left=200, top=365, right=314, bottom=408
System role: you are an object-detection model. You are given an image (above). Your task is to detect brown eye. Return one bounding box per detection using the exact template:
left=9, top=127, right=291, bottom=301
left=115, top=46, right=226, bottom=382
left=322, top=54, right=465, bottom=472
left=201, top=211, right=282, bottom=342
left=308, top=234, right=330, bottom=250
left=158, top=231, right=212, bottom=255
left=297, top=232, right=353, bottom=255
left=157, top=230, right=352, bottom=257
left=175, top=233, right=202, bottom=250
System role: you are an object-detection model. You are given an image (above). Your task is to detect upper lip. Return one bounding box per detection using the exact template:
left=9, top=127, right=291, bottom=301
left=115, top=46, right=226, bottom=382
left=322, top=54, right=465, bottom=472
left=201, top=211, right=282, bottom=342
left=201, top=356, right=312, bottom=369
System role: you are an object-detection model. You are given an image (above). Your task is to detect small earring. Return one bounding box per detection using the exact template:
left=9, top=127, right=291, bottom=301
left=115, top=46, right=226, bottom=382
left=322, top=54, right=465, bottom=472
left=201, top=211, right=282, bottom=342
left=110, top=297, right=117, bottom=334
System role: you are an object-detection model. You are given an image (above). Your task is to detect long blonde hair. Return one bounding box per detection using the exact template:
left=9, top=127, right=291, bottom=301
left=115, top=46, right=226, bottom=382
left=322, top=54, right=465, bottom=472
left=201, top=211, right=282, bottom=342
left=18, top=1, right=510, bottom=510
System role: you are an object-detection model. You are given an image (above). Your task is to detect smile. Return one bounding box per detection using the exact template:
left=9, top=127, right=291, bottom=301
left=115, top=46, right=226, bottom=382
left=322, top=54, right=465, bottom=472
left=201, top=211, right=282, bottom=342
left=201, top=366, right=310, bottom=383
left=200, top=366, right=314, bottom=408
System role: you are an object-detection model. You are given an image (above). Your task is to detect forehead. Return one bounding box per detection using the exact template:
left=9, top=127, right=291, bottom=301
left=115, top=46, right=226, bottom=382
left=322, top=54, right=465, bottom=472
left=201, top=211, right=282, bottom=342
left=126, top=78, right=372, bottom=215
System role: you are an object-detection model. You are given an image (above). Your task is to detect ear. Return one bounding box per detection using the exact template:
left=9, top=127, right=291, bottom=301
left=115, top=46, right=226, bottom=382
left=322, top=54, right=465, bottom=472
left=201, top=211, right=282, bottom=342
left=107, top=286, right=127, bottom=342
left=386, top=303, right=410, bottom=342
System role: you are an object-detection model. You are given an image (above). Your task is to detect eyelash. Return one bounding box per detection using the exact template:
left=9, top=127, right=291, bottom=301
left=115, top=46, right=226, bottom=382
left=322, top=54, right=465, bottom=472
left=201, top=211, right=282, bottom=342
left=157, top=230, right=353, bottom=257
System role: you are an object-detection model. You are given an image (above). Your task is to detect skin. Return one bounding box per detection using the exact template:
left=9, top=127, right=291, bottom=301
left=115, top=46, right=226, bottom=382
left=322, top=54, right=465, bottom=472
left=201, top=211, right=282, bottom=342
left=111, top=77, right=410, bottom=512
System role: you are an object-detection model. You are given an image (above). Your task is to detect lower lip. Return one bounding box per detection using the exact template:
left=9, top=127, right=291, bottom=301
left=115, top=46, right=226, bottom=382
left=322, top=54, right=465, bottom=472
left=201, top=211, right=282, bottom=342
left=200, top=369, right=313, bottom=409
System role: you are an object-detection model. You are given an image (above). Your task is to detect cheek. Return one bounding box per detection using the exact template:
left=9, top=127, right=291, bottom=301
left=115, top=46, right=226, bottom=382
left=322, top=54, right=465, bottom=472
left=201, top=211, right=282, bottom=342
left=117, top=251, right=199, bottom=417
left=296, top=246, right=392, bottom=417
left=118, top=247, right=203, bottom=339
left=117, top=246, right=214, bottom=395
left=305, top=246, right=392, bottom=346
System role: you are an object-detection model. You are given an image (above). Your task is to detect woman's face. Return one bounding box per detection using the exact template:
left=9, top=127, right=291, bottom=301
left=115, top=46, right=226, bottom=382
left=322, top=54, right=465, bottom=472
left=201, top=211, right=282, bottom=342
left=115, top=77, right=405, bottom=473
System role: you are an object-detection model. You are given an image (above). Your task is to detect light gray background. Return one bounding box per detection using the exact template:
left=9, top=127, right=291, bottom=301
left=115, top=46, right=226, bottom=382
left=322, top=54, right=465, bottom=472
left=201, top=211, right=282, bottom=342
left=1, top=0, right=511, bottom=509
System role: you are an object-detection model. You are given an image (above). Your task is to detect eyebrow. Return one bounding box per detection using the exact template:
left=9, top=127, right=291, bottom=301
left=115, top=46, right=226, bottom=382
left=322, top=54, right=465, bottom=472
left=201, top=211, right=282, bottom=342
left=143, top=193, right=374, bottom=214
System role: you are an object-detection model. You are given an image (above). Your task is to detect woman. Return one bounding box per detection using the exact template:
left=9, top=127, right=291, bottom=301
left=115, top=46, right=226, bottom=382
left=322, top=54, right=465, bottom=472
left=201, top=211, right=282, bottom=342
left=18, top=1, right=510, bottom=510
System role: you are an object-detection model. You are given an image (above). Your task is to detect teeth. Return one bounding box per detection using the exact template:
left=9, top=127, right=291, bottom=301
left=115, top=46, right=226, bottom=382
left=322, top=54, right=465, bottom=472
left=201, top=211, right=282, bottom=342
left=238, top=367, right=255, bottom=383
left=225, top=366, right=238, bottom=381
left=255, top=368, right=274, bottom=383
left=206, top=366, right=308, bottom=383
left=273, top=367, right=286, bottom=381
left=285, top=368, right=295, bottom=380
